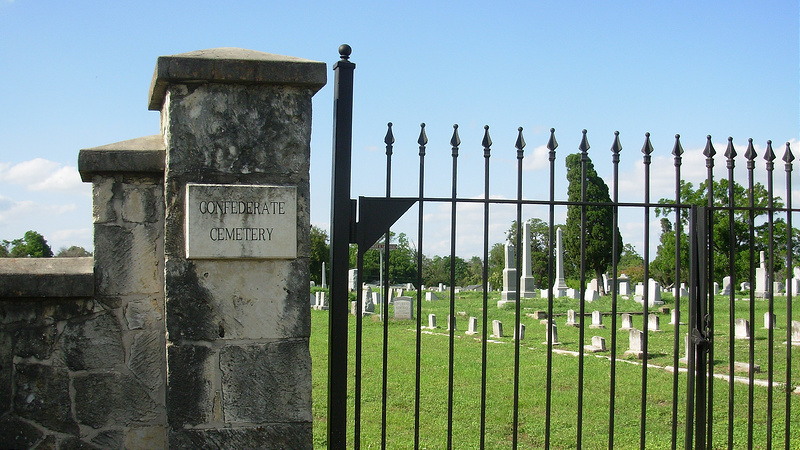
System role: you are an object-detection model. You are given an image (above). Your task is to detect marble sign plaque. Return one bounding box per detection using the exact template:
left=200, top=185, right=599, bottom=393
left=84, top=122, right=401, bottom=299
left=186, top=184, right=297, bottom=259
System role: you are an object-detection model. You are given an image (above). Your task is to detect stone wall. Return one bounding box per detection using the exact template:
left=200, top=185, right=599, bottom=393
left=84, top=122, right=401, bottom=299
left=0, top=48, right=325, bottom=450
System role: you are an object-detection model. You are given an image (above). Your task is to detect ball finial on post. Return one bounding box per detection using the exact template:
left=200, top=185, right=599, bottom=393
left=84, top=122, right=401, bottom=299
left=338, top=44, right=352, bottom=60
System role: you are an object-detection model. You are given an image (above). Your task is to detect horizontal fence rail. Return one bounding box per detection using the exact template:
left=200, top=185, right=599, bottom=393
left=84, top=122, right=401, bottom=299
left=327, top=48, right=799, bottom=450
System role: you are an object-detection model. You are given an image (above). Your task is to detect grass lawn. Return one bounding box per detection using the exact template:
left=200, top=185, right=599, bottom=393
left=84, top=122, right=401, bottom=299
left=310, top=290, right=800, bottom=449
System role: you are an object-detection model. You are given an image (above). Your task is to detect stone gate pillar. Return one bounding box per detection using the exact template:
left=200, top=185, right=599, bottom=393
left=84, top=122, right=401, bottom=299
left=148, top=48, right=325, bottom=449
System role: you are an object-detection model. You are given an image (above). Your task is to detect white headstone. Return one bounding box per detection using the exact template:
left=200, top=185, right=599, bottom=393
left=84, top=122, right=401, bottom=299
left=447, top=315, right=456, bottom=331
left=618, top=274, right=631, bottom=296
left=721, top=276, right=732, bottom=295
left=791, top=321, right=800, bottom=345
left=735, top=319, right=750, bottom=340
left=544, top=322, right=560, bottom=345
left=393, top=296, right=414, bottom=320
left=565, top=309, right=579, bottom=327
left=348, top=268, right=358, bottom=291
left=362, top=286, right=375, bottom=314
left=635, top=279, right=663, bottom=306
left=624, top=329, right=646, bottom=359
left=500, top=240, right=518, bottom=305
left=585, top=335, right=607, bottom=352
left=321, top=262, right=327, bottom=288
left=372, top=291, right=382, bottom=305
left=492, top=320, right=504, bottom=338
left=585, top=289, right=600, bottom=302
left=589, top=311, right=605, bottom=329
left=712, top=282, right=719, bottom=295
left=669, top=308, right=682, bottom=325
left=513, top=323, right=526, bottom=340
left=466, top=317, right=479, bottom=335
left=550, top=227, right=571, bottom=297
left=773, top=281, right=784, bottom=295
left=426, top=291, right=439, bottom=301
left=648, top=313, right=661, bottom=332
left=427, top=314, right=437, bottom=329
left=740, top=282, right=750, bottom=292
left=519, top=223, right=537, bottom=298
left=602, top=274, right=610, bottom=294
left=620, top=313, right=633, bottom=330
left=754, top=251, right=769, bottom=298
left=763, top=312, right=776, bottom=329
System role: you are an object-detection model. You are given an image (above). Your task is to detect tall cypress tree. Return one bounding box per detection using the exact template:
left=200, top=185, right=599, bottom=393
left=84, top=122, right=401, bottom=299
left=563, top=153, right=622, bottom=294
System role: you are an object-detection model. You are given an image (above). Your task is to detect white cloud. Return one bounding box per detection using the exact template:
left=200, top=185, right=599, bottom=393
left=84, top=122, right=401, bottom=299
left=0, top=158, right=87, bottom=195
left=522, top=144, right=550, bottom=172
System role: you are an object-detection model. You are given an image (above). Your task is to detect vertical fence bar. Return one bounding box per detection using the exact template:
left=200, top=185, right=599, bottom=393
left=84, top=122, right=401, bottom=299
left=764, top=140, right=776, bottom=449
left=380, top=124, right=394, bottom=450
left=577, top=130, right=590, bottom=449
left=608, top=131, right=621, bottom=450
left=694, top=206, right=710, bottom=450
left=724, top=137, right=737, bottom=450
left=512, top=126, right=523, bottom=450
left=640, top=133, right=654, bottom=450
left=745, top=138, right=757, bottom=450
left=354, top=245, right=365, bottom=450
left=328, top=44, right=355, bottom=450
left=702, top=136, right=716, bottom=449
left=782, top=142, right=794, bottom=450
left=480, top=125, right=492, bottom=450
left=446, top=124, right=460, bottom=450
left=545, top=128, right=558, bottom=450
left=685, top=205, right=697, bottom=450
left=414, top=124, right=427, bottom=450
left=671, top=134, right=684, bottom=450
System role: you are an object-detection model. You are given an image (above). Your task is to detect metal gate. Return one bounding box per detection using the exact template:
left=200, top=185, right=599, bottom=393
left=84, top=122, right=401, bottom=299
left=326, top=45, right=798, bottom=449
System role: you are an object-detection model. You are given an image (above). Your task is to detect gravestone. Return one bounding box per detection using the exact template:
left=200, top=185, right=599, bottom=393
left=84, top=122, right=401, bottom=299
left=321, top=262, right=327, bottom=288
left=372, top=291, right=382, bottom=305
left=620, top=313, right=633, bottom=330
left=585, top=335, right=607, bottom=353
left=602, top=274, right=610, bottom=294
left=348, top=268, right=358, bottom=291
left=635, top=279, right=663, bottom=306
left=585, top=289, right=600, bottom=302
left=466, top=317, right=479, bottom=335
left=542, top=227, right=577, bottom=299
left=791, top=321, right=800, bottom=345
left=544, top=322, right=561, bottom=345
left=754, top=251, right=769, bottom=298
left=312, top=291, right=318, bottom=306
left=624, top=329, right=646, bottom=359
left=447, top=315, right=457, bottom=331
left=712, top=282, right=719, bottom=295
left=648, top=314, right=661, bottom=332
left=669, top=308, right=682, bottom=325
left=740, top=282, right=750, bottom=292
left=735, top=319, right=750, bottom=340
left=763, top=312, right=776, bottom=329
left=426, top=291, right=439, bottom=301
left=773, top=281, right=784, bottom=295
left=672, top=283, right=688, bottom=298
left=362, top=286, right=375, bottom=314
left=499, top=240, right=517, bottom=307
left=618, top=274, right=631, bottom=296
left=721, top=276, right=732, bottom=295
left=393, top=296, right=414, bottom=320
left=492, top=320, right=504, bottom=338
left=426, top=314, right=437, bottom=329
left=589, top=311, right=605, bottom=329
left=519, top=222, right=538, bottom=298
left=565, top=309, right=579, bottom=327
left=513, top=324, right=526, bottom=340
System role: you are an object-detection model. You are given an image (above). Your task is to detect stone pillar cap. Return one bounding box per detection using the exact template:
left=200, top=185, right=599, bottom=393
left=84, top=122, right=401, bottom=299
left=148, top=48, right=327, bottom=111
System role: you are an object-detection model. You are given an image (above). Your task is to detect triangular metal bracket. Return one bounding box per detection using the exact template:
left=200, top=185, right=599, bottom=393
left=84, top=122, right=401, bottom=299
left=355, top=196, right=417, bottom=251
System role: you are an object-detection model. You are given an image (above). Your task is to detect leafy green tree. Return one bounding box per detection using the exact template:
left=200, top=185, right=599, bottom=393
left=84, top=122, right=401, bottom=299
left=487, top=242, right=505, bottom=291
left=56, top=246, right=93, bottom=257
left=563, top=153, right=623, bottom=295
left=421, top=255, right=469, bottom=287
left=310, top=225, right=329, bottom=286
left=616, top=243, right=645, bottom=285
left=3, top=231, right=53, bottom=258
left=656, top=179, right=799, bottom=284
left=349, top=232, right=417, bottom=285
left=649, top=219, right=690, bottom=287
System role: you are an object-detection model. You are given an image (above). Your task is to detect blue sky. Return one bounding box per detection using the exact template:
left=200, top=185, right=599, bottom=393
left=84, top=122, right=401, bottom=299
left=1, top=1, right=797, bottom=258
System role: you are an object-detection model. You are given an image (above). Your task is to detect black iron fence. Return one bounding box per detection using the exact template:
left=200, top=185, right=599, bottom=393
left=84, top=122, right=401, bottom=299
left=327, top=45, right=798, bottom=449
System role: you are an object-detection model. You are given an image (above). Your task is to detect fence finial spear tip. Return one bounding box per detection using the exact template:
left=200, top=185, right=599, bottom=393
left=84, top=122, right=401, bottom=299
left=579, top=129, right=590, bottom=153
left=417, top=124, right=428, bottom=147
left=745, top=138, right=757, bottom=160
left=514, top=127, right=525, bottom=151
left=783, top=142, right=794, bottom=163
left=724, top=136, right=736, bottom=159
left=641, top=132, right=654, bottom=155
left=611, top=131, right=622, bottom=154
left=547, top=128, right=558, bottom=151
left=450, top=124, right=461, bottom=148
left=384, top=123, right=394, bottom=146
left=703, top=135, right=716, bottom=158
left=765, top=140, right=776, bottom=161
left=338, top=44, right=352, bottom=60
left=672, top=134, right=684, bottom=157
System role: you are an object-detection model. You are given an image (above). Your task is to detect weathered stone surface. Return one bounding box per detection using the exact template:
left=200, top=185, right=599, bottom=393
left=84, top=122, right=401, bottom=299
left=0, top=332, right=11, bottom=413
left=166, top=344, right=215, bottom=428
left=0, top=415, right=44, bottom=449
left=92, top=176, right=117, bottom=223
left=74, top=372, right=159, bottom=429
left=59, top=437, right=103, bottom=450
left=165, top=260, right=218, bottom=342
left=124, top=297, right=163, bottom=330
left=13, top=324, right=58, bottom=359
left=0, top=257, right=93, bottom=298
left=90, top=430, right=123, bottom=449
left=169, top=423, right=312, bottom=450
left=124, top=426, right=167, bottom=450
left=35, top=434, right=57, bottom=450
left=122, top=180, right=163, bottom=224
left=129, top=330, right=164, bottom=393
left=79, top=136, right=165, bottom=183
left=60, top=312, right=124, bottom=371
left=14, top=364, right=78, bottom=435
left=220, top=340, right=312, bottom=423
left=94, top=224, right=162, bottom=296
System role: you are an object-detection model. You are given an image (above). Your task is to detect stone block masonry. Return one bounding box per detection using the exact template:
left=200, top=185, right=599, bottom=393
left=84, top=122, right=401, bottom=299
left=0, top=47, right=325, bottom=450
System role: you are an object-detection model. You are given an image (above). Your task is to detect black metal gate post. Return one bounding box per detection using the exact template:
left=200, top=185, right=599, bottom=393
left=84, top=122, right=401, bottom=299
left=686, top=205, right=710, bottom=450
left=328, top=44, right=355, bottom=450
